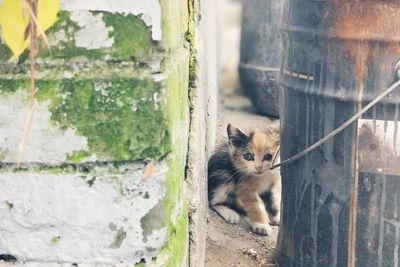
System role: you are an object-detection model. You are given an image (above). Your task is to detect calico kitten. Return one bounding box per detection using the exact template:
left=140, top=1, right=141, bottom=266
left=208, top=123, right=281, bottom=236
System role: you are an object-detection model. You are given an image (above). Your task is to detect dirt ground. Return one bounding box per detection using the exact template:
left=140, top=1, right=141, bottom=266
left=205, top=209, right=278, bottom=267
left=205, top=207, right=278, bottom=267
left=204, top=90, right=279, bottom=267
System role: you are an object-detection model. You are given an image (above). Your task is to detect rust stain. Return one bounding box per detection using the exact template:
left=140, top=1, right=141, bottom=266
left=348, top=170, right=359, bottom=267
left=331, top=3, right=400, bottom=260
left=330, top=1, right=400, bottom=89
left=330, top=1, right=400, bottom=41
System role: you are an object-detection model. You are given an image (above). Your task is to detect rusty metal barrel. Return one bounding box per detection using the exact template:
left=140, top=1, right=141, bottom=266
left=276, top=0, right=400, bottom=266
left=239, top=0, right=283, bottom=118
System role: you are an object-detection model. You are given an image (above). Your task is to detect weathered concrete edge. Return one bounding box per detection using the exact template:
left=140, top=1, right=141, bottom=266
left=186, top=0, right=218, bottom=266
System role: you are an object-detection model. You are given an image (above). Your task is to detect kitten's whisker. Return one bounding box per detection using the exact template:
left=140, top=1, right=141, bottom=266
left=237, top=173, right=251, bottom=184
left=233, top=170, right=252, bottom=184
left=230, top=168, right=248, bottom=178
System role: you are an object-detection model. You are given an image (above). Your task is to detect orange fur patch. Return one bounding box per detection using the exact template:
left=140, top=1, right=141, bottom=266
left=236, top=191, right=269, bottom=224
left=251, top=130, right=269, bottom=155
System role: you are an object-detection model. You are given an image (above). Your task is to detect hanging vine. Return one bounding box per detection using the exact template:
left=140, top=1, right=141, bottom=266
left=16, top=0, right=38, bottom=167
left=0, top=0, right=60, bottom=166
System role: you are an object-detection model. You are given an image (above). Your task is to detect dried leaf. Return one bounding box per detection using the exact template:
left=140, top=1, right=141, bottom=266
left=142, top=162, right=156, bottom=181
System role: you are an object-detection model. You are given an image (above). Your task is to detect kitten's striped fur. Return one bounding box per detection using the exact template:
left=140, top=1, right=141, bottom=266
left=208, top=123, right=281, bottom=235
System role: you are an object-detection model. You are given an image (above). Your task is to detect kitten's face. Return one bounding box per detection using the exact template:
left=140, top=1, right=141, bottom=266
left=227, top=124, right=279, bottom=176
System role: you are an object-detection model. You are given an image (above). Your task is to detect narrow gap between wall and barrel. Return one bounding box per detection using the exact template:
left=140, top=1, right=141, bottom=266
left=204, top=0, right=281, bottom=266
left=204, top=0, right=400, bottom=267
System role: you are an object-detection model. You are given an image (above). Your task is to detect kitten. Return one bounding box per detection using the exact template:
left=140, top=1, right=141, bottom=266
left=208, top=123, right=281, bottom=236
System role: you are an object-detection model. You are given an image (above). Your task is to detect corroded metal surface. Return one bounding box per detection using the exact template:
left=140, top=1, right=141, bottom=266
left=276, top=0, right=400, bottom=266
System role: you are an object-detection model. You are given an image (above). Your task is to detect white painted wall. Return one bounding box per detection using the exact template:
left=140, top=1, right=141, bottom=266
left=0, top=1, right=171, bottom=265
left=0, top=91, right=89, bottom=164
left=61, top=0, right=162, bottom=41
left=0, top=162, right=168, bottom=265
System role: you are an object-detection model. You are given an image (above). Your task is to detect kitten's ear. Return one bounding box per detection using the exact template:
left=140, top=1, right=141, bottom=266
left=227, top=124, right=247, bottom=147
left=269, top=120, right=280, bottom=134
left=266, top=120, right=280, bottom=142
left=227, top=124, right=246, bottom=139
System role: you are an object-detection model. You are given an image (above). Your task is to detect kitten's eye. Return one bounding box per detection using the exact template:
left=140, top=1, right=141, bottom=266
left=243, top=153, right=254, bottom=161
left=263, top=153, right=273, bottom=161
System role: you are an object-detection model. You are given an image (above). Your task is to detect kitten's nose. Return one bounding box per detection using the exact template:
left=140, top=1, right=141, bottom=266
left=255, top=166, right=263, bottom=172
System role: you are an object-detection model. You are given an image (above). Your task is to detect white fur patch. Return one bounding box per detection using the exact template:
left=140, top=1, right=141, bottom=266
left=213, top=206, right=240, bottom=224
left=250, top=222, right=271, bottom=236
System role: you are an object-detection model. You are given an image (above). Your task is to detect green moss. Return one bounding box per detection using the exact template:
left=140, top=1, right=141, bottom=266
left=160, top=203, right=188, bottom=267
left=36, top=80, right=63, bottom=101
left=160, top=0, right=189, bottom=51
left=35, top=11, right=159, bottom=61
left=86, top=176, right=97, bottom=187
left=140, top=136, right=188, bottom=266
left=135, top=261, right=146, bottom=267
left=0, top=43, right=12, bottom=63
left=102, top=13, right=157, bottom=60
left=0, top=79, right=28, bottom=94
left=37, top=11, right=104, bottom=60
left=9, top=163, right=90, bottom=174
left=13, top=165, right=69, bottom=174
left=188, top=56, right=197, bottom=89
left=163, top=52, right=190, bottom=138
left=149, top=1, right=192, bottom=265
left=0, top=77, right=170, bottom=161
left=158, top=47, right=190, bottom=267
left=0, top=26, right=14, bottom=62
left=66, top=150, right=91, bottom=163
left=187, top=0, right=197, bottom=89
left=51, top=78, right=169, bottom=160
left=0, top=61, right=150, bottom=81
left=51, top=236, right=61, bottom=244
left=154, top=132, right=188, bottom=266
left=5, top=201, right=13, bottom=210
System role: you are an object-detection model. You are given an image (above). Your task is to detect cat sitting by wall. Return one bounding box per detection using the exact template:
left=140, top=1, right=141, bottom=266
left=208, top=123, right=281, bottom=236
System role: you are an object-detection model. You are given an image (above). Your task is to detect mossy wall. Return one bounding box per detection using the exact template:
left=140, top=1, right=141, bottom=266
left=0, top=0, right=192, bottom=266
left=0, top=8, right=170, bottom=164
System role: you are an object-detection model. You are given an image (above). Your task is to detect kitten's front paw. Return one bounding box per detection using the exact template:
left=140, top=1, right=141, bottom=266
left=269, top=212, right=280, bottom=226
left=251, top=222, right=271, bottom=236
left=213, top=206, right=240, bottom=224
left=221, top=209, right=240, bottom=224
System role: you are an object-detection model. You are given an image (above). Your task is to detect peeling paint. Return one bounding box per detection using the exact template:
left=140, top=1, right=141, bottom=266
left=0, top=0, right=197, bottom=265
left=0, top=90, right=88, bottom=163
left=60, top=0, right=162, bottom=41
left=0, top=161, right=169, bottom=264
left=0, top=76, right=170, bottom=162
left=70, top=11, right=114, bottom=49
